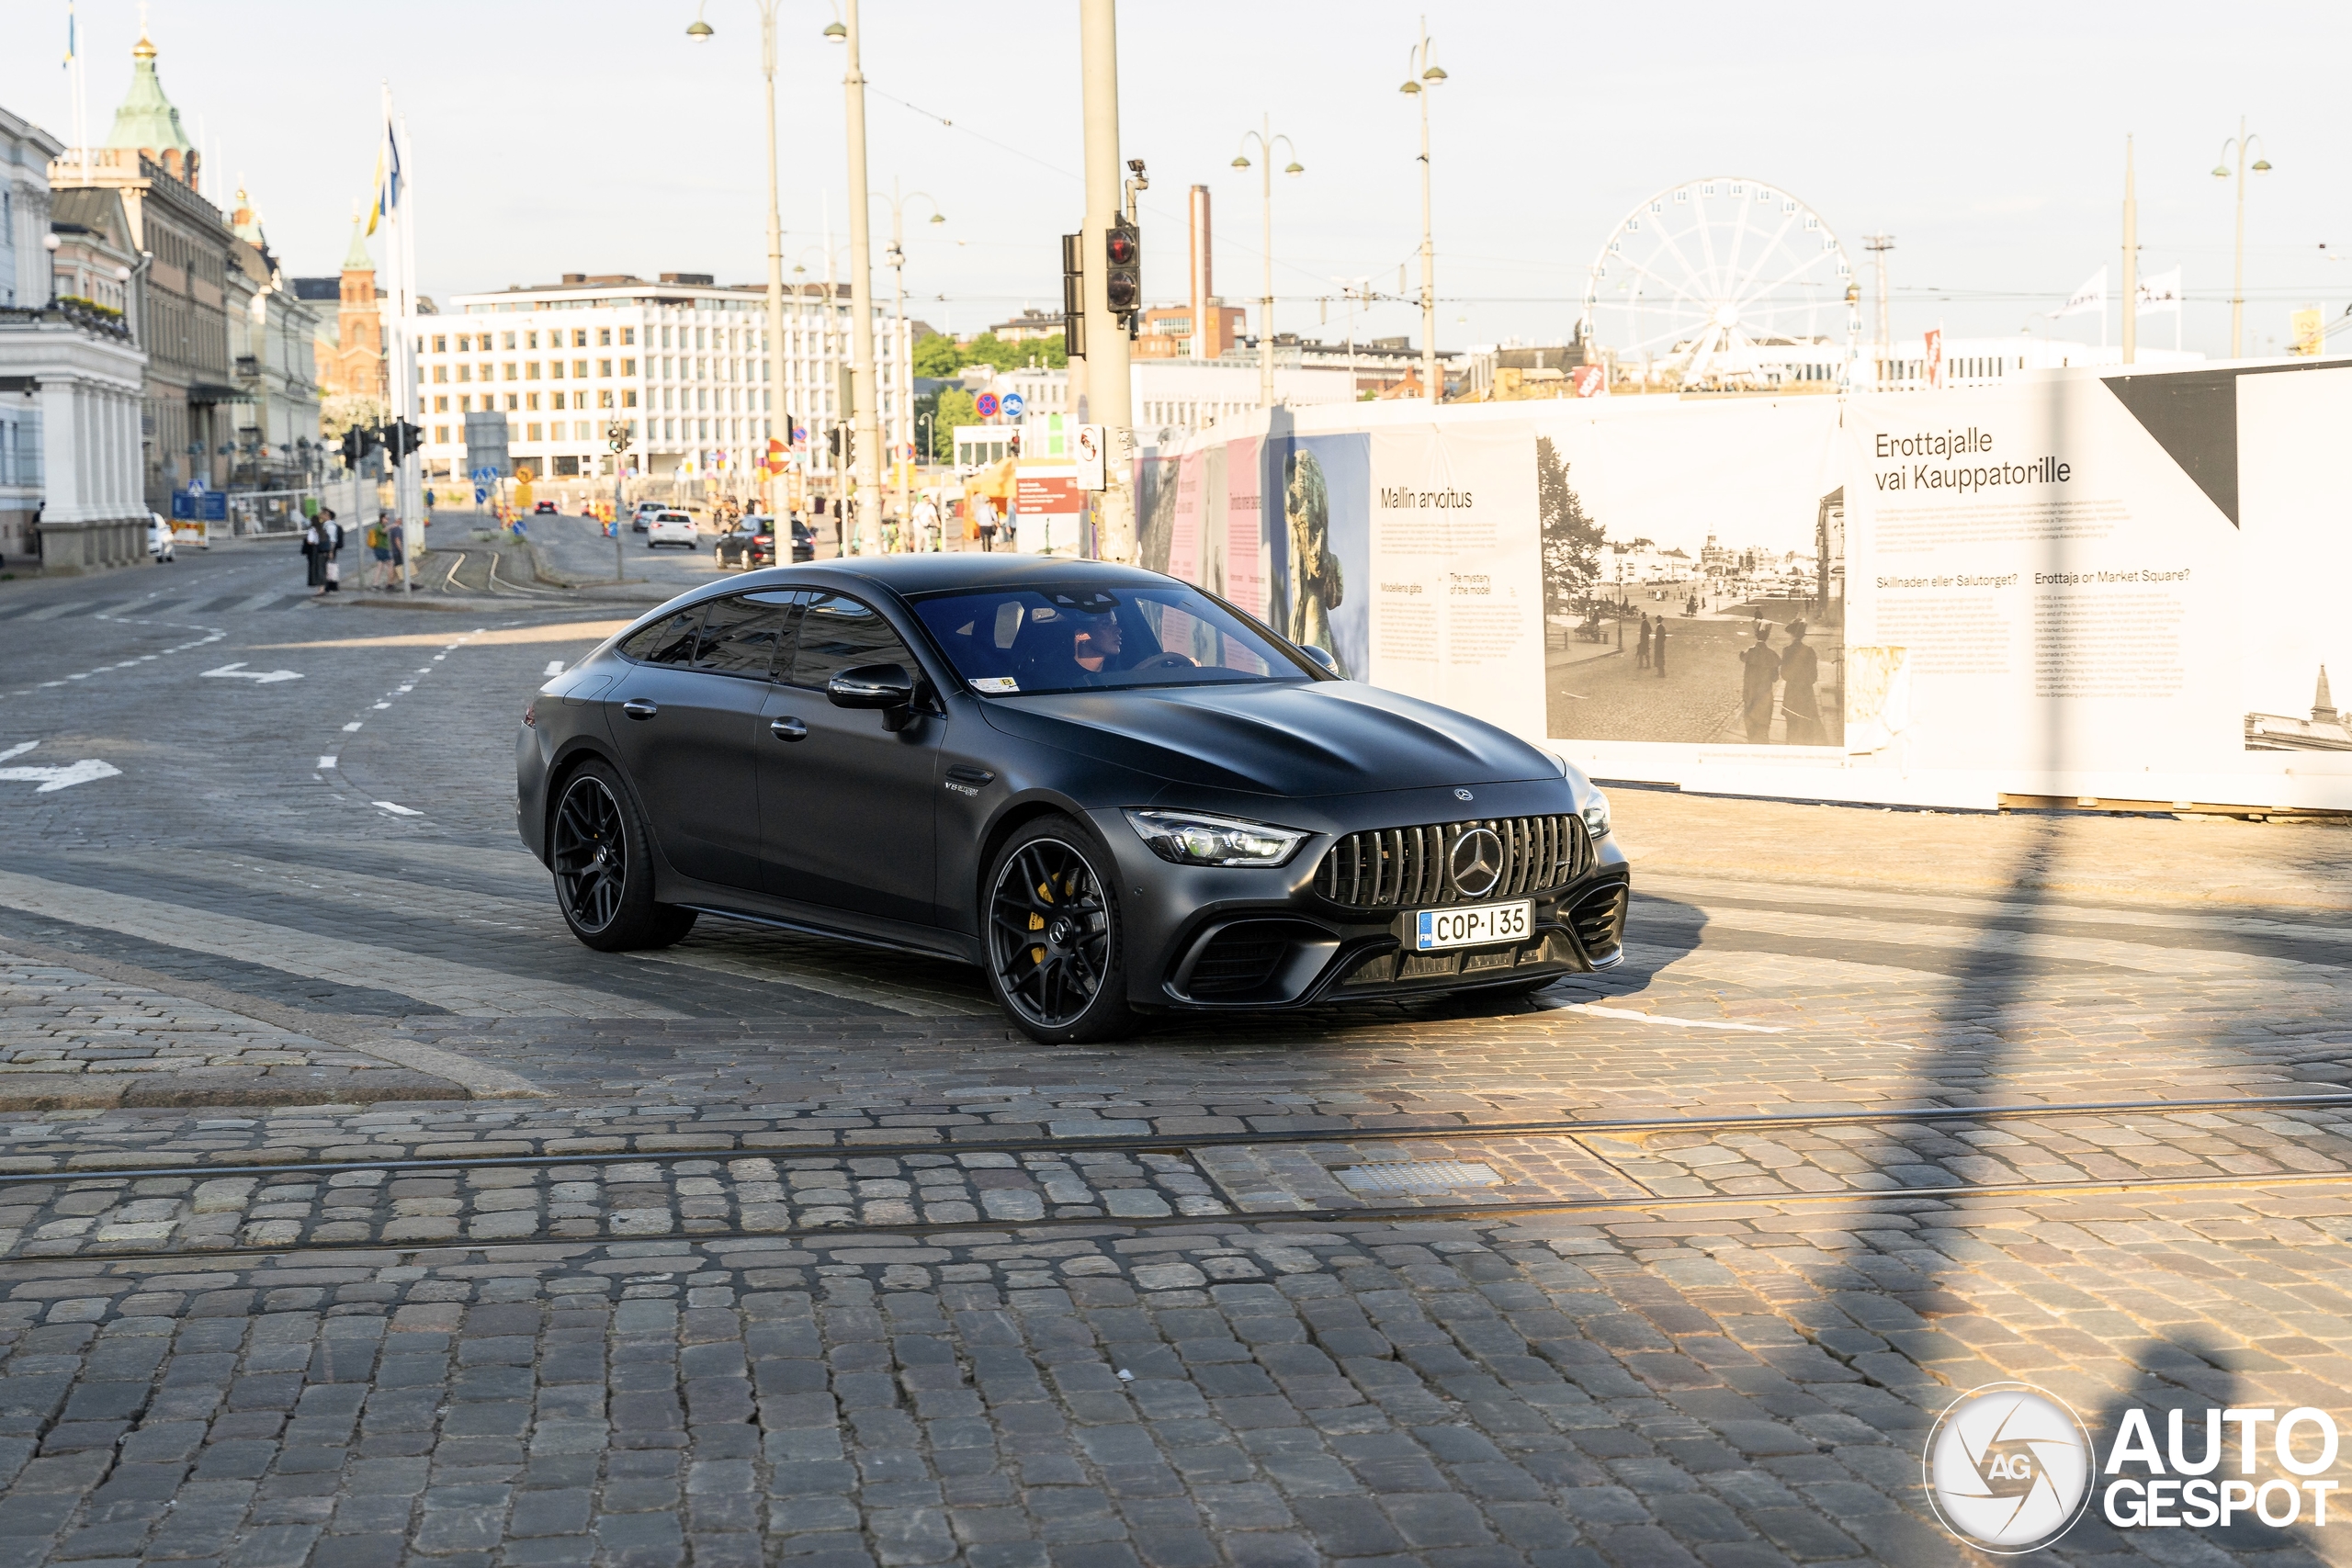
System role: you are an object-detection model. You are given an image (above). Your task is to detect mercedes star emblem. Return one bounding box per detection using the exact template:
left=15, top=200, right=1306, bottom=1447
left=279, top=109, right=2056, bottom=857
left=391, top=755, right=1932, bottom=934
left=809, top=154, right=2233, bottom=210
left=1454, top=787, right=1474, bottom=802
left=1448, top=827, right=1505, bottom=898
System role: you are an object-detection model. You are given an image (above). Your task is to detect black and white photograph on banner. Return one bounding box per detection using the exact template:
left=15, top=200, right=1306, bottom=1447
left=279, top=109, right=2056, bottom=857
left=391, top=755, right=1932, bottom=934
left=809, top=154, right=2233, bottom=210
left=1532, top=402, right=1848, bottom=748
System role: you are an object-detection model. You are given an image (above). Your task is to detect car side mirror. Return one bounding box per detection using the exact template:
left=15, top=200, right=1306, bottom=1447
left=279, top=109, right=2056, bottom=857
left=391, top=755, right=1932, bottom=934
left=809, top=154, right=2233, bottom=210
left=1297, top=645, right=1340, bottom=676
left=828, top=662, right=916, bottom=710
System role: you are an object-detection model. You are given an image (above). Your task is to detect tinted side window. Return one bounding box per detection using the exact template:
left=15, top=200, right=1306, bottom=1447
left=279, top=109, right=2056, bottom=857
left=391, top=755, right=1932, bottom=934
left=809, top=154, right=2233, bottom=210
left=693, top=592, right=800, bottom=678
left=791, top=593, right=912, bottom=689
left=618, top=605, right=702, bottom=665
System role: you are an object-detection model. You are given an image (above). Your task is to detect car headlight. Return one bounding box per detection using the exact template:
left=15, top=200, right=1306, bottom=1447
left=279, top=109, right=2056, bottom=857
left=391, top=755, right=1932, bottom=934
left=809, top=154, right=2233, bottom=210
left=1580, top=791, right=1611, bottom=840
left=1125, top=808, right=1308, bottom=867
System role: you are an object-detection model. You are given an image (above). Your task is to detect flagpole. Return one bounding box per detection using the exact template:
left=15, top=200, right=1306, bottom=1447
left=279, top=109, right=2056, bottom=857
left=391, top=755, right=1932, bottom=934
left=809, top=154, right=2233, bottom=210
left=398, top=109, right=420, bottom=586
left=2120, top=136, right=2137, bottom=367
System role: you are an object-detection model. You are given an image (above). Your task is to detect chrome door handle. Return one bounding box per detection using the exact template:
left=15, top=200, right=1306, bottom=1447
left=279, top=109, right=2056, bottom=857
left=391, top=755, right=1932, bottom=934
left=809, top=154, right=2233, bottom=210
left=621, top=699, right=659, bottom=721
left=770, top=716, right=808, bottom=741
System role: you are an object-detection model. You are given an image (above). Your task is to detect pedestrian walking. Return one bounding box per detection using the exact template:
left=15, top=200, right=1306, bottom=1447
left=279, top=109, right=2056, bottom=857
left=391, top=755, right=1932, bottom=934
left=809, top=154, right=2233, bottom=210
left=368, top=513, right=392, bottom=589
left=1739, top=624, right=1780, bottom=742
left=912, top=493, right=941, bottom=553
left=322, top=511, right=344, bottom=594
left=1635, top=613, right=1652, bottom=670
left=1779, top=620, right=1821, bottom=743
left=1652, top=617, right=1667, bottom=677
left=301, top=514, right=325, bottom=593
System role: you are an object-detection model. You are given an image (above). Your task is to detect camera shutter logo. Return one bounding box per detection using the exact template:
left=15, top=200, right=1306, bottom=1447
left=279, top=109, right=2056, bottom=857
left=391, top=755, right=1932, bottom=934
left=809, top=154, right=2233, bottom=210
left=1448, top=827, right=1504, bottom=897
left=1923, top=1382, right=2095, bottom=1553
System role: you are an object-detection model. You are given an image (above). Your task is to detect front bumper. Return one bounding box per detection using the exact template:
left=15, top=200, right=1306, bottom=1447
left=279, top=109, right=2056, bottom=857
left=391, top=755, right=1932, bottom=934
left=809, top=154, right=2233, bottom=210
left=1088, top=790, right=1632, bottom=1011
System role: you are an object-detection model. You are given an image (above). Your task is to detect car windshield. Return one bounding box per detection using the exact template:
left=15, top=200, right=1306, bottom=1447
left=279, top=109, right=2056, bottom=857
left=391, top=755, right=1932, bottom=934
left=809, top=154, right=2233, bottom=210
left=911, top=582, right=1308, bottom=696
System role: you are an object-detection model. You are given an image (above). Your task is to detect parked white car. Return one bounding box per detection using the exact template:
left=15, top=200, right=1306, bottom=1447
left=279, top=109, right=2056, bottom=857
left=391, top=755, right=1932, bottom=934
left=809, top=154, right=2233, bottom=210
left=147, top=512, right=175, bottom=562
left=644, top=511, right=699, bottom=550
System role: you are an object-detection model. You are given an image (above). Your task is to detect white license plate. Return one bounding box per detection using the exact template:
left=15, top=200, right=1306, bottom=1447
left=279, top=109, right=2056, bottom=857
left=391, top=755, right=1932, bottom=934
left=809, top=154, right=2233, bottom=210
left=1414, top=900, right=1532, bottom=951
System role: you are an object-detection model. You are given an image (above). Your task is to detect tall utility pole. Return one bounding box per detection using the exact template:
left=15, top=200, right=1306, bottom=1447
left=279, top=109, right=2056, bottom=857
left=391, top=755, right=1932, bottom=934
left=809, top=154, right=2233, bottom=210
left=2120, top=138, right=2137, bottom=367
left=841, top=0, right=882, bottom=551
left=2214, top=117, right=2270, bottom=359
left=880, top=182, right=943, bottom=541
left=1233, top=118, right=1300, bottom=410
left=1863, top=234, right=1894, bottom=378
left=758, top=4, right=788, bottom=513
left=1401, top=21, right=1444, bottom=403
left=1078, top=0, right=1135, bottom=563
left=685, top=3, right=793, bottom=515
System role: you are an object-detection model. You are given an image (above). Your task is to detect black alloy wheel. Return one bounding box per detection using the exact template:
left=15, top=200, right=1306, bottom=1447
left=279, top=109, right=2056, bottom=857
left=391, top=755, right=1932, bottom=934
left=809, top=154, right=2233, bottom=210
left=984, top=818, right=1135, bottom=1043
left=549, top=761, right=697, bottom=951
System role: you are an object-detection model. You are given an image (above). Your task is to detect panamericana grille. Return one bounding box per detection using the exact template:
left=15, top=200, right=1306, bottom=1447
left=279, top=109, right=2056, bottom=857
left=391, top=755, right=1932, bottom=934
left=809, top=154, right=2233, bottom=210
left=1312, top=815, right=1587, bottom=910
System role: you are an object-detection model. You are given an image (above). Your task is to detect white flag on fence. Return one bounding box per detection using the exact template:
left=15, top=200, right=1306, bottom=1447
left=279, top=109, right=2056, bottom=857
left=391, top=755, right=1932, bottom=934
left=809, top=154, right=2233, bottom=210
left=2052, top=267, right=2107, bottom=319
left=2136, top=267, right=2183, bottom=315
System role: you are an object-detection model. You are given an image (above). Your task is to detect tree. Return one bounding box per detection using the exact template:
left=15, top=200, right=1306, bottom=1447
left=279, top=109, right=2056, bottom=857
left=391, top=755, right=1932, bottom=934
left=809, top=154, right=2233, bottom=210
left=922, top=388, right=980, bottom=464
left=912, top=331, right=1065, bottom=378
left=321, top=393, right=386, bottom=444
left=1536, top=435, right=1605, bottom=621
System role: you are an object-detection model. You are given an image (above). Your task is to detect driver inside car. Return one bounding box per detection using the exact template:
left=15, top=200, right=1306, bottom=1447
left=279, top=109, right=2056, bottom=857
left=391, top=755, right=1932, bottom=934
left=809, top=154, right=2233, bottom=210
left=1071, top=610, right=1125, bottom=675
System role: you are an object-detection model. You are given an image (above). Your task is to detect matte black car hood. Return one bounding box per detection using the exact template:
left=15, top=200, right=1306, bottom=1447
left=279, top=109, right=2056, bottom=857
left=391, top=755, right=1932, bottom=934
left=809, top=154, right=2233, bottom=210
left=978, top=679, right=1558, bottom=796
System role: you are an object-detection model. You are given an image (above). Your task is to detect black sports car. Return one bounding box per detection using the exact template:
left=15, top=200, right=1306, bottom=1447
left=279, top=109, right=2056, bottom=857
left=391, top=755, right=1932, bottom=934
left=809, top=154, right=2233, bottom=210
left=517, top=556, right=1629, bottom=1043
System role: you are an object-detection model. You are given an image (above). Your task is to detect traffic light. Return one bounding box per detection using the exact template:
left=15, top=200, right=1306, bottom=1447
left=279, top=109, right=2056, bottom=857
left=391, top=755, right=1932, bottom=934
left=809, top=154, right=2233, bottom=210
left=1104, top=219, right=1141, bottom=325
left=1061, top=232, right=1086, bottom=358
left=340, top=424, right=381, bottom=468
left=383, top=420, right=424, bottom=462
left=827, top=425, right=845, bottom=460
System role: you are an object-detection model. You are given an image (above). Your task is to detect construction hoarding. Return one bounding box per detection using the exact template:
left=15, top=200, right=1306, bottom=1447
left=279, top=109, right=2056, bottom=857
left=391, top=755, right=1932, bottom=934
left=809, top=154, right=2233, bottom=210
left=1137, top=359, right=2352, bottom=811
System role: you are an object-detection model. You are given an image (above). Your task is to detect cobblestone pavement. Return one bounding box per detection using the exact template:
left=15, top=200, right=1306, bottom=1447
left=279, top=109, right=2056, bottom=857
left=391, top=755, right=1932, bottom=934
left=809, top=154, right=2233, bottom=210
left=0, top=549, right=2347, bottom=1566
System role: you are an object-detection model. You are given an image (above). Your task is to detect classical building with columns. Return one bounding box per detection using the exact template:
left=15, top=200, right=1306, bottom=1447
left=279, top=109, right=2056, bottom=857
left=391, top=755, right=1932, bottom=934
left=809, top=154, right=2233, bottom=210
left=49, top=27, right=260, bottom=516
left=0, top=105, right=149, bottom=570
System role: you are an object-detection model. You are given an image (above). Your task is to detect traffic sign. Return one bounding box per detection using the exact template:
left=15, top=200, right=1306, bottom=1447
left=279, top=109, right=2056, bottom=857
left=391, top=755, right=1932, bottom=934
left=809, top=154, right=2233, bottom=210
left=1001, top=392, right=1026, bottom=419
left=976, top=391, right=1000, bottom=418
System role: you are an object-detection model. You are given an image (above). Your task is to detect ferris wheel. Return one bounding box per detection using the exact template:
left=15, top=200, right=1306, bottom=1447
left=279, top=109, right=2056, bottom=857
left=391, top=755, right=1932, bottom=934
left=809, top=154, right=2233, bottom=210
left=1578, top=177, right=1860, bottom=390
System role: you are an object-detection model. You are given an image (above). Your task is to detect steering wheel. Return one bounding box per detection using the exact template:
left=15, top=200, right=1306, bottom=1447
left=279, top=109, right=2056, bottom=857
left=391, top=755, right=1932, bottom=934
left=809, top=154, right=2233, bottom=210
left=1133, top=652, right=1197, bottom=671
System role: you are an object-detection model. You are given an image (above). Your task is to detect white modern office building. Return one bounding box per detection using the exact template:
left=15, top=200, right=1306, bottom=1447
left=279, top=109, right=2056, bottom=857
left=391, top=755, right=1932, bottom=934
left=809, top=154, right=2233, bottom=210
left=411, top=272, right=903, bottom=486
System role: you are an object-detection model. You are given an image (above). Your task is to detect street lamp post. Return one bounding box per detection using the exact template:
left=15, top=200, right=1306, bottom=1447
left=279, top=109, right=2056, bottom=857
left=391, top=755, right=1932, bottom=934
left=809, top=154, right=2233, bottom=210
left=833, top=2, right=883, bottom=553
left=686, top=1, right=793, bottom=521
left=1231, top=118, right=1302, bottom=412
left=2212, top=117, right=2272, bottom=359
left=877, top=180, right=944, bottom=548
left=1399, top=21, right=1445, bottom=403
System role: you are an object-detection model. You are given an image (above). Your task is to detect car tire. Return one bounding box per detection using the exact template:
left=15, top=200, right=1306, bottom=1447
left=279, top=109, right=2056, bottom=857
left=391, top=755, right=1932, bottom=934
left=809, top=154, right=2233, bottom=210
left=548, top=761, right=697, bottom=952
left=983, top=816, right=1137, bottom=1045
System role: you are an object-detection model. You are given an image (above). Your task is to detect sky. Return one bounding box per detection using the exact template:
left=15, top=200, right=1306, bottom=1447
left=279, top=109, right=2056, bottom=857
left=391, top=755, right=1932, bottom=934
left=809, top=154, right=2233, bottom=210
left=7, top=0, right=2349, bottom=359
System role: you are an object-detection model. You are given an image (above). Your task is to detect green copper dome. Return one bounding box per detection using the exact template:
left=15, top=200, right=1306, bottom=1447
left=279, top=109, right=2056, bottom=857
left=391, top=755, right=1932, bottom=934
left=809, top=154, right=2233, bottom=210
left=343, top=208, right=374, bottom=272
left=104, top=30, right=195, bottom=155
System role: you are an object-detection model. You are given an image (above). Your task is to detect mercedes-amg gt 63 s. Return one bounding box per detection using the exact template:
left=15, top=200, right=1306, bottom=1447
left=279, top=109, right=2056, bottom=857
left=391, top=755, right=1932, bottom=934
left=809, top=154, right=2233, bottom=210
left=518, top=556, right=1629, bottom=1043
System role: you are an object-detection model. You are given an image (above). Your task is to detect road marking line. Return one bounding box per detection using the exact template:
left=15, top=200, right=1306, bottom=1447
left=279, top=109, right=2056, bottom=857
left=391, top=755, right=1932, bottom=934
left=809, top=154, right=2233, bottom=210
left=0, top=758, right=123, bottom=792
left=0, top=742, right=33, bottom=762
left=343, top=721, right=362, bottom=732
left=0, top=867, right=686, bottom=1020
left=201, top=662, right=303, bottom=683
left=317, top=756, right=336, bottom=769
left=372, top=801, right=422, bottom=817
left=1547, top=1001, right=1790, bottom=1033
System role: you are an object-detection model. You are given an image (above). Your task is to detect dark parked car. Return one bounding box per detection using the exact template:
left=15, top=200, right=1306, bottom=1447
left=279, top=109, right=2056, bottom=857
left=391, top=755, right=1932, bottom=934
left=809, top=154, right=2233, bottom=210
left=788, top=519, right=817, bottom=562
left=533, top=501, right=559, bottom=515
left=517, top=557, right=1627, bottom=1043
left=715, top=525, right=775, bottom=570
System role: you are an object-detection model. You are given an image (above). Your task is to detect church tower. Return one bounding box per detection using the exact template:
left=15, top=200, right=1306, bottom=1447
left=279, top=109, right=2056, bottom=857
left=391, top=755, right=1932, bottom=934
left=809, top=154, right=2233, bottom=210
left=315, top=207, right=386, bottom=401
